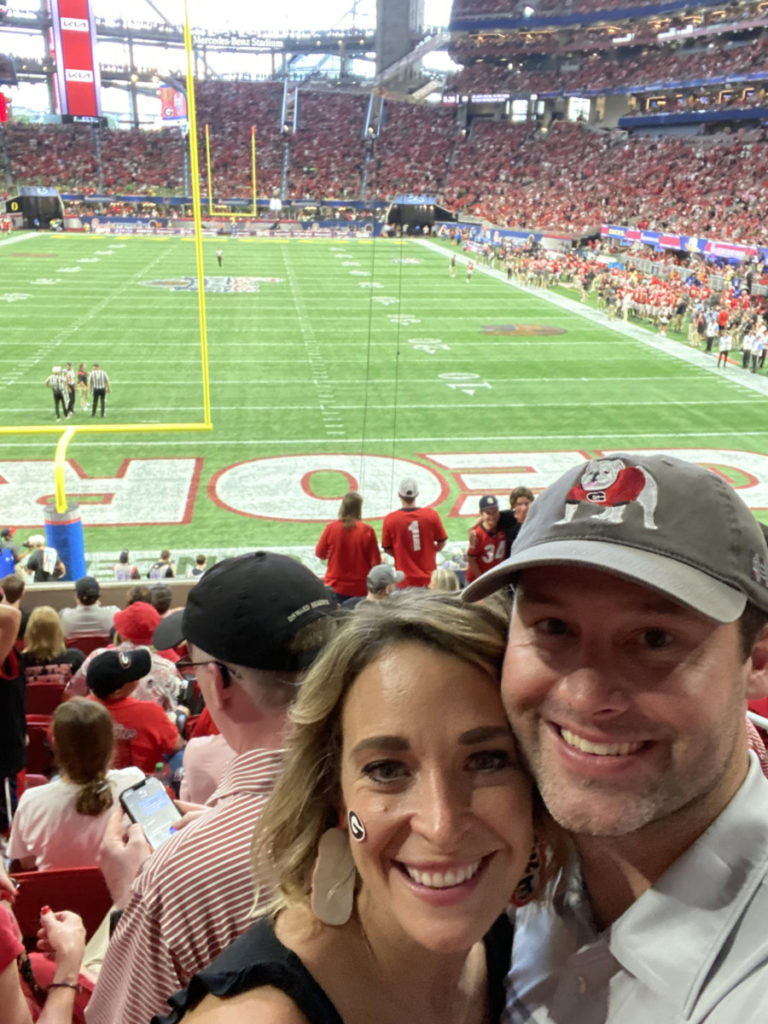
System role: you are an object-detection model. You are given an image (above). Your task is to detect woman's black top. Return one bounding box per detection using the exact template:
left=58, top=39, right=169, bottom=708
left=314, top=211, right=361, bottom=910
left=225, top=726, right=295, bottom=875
left=154, top=913, right=513, bottom=1024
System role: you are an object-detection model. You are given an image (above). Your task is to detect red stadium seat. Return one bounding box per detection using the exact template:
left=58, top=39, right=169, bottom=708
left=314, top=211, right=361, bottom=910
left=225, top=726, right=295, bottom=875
left=15, top=771, right=50, bottom=798
left=66, top=635, right=110, bottom=657
left=25, top=679, right=67, bottom=715
left=24, top=715, right=55, bottom=776
left=9, top=866, right=112, bottom=943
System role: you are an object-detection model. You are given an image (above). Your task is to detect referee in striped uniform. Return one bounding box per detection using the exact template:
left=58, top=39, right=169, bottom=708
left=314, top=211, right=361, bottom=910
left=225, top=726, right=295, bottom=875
left=89, top=363, right=111, bottom=417
left=45, top=366, right=69, bottom=421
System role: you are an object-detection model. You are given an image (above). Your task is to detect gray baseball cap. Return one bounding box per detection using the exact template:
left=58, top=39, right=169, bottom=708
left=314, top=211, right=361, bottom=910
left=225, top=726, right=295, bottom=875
left=463, top=453, right=768, bottom=622
left=398, top=478, right=419, bottom=500
left=367, top=564, right=405, bottom=591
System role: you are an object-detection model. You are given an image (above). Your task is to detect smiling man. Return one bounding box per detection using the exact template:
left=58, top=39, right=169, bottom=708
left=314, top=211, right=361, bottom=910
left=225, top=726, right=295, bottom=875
left=464, top=453, right=768, bottom=1023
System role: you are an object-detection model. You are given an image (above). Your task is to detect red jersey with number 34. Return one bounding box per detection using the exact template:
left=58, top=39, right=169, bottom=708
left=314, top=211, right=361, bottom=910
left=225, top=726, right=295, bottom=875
left=381, top=507, right=447, bottom=587
left=466, top=524, right=508, bottom=583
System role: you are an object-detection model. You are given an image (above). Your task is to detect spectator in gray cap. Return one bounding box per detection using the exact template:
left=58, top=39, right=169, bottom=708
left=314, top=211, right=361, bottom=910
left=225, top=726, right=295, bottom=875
left=340, top=564, right=404, bottom=610
left=366, top=564, right=404, bottom=601
left=464, top=453, right=768, bottom=1022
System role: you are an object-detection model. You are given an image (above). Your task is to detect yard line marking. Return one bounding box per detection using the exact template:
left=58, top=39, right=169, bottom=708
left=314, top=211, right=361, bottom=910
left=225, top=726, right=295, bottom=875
left=6, top=429, right=768, bottom=451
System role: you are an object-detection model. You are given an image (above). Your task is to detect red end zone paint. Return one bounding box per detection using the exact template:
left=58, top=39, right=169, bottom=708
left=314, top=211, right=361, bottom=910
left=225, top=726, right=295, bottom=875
left=3, top=450, right=768, bottom=528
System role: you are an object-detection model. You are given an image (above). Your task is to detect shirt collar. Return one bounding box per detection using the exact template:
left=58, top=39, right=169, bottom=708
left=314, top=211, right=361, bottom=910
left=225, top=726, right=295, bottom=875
left=608, top=753, right=768, bottom=1016
left=207, top=746, right=285, bottom=805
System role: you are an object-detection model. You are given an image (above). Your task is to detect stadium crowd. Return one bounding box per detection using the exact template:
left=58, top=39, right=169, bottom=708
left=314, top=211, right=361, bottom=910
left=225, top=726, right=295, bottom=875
left=2, top=460, right=768, bottom=1022
left=449, top=35, right=768, bottom=97
left=7, top=91, right=768, bottom=245
left=4, top=0, right=768, bottom=250
left=452, top=0, right=691, bottom=15
left=440, top=119, right=768, bottom=242
left=367, top=102, right=458, bottom=199
left=491, top=241, right=768, bottom=353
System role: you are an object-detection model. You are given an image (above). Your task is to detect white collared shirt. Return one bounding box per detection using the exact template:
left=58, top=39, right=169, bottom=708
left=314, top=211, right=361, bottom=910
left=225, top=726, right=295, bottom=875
left=505, top=753, right=768, bottom=1023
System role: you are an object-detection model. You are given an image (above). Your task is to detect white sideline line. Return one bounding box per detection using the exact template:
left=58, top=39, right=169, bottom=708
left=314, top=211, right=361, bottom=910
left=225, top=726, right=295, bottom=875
left=416, top=238, right=768, bottom=401
left=0, top=231, right=42, bottom=249
left=6, top=429, right=768, bottom=451
left=5, top=398, right=763, bottom=416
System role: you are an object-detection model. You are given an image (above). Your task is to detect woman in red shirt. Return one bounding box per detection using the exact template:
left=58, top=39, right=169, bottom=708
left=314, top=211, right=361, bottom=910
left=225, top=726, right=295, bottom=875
left=315, top=491, right=381, bottom=603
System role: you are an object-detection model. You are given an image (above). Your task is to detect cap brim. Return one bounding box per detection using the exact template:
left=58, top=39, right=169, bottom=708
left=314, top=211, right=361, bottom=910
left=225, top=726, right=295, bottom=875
left=394, top=571, right=405, bottom=583
left=153, top=609, right=185, bottom=650
left=462, top=539, right=747, bottom=623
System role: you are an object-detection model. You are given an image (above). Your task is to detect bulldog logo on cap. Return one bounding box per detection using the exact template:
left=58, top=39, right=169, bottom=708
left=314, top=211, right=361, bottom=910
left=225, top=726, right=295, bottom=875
left=557, top=458, right=658, bottom=530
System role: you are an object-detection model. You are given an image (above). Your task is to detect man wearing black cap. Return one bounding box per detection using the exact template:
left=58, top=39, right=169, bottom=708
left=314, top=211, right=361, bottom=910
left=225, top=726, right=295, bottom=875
left=464, top=454, right=768, bottom=1022
left=381, top=476, right=447, bottom=588
left=88, top=647, right=184, bottom=775
left=59, top=576, right=119, bottom=641
left=87, top=552, right=338, bottom=1024
left=466, top=494, right=508, bottom=584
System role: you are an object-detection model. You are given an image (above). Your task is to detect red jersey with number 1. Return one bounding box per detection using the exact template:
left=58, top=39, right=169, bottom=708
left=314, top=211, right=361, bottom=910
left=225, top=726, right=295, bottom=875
left=381, top=507, right=447, bottom=587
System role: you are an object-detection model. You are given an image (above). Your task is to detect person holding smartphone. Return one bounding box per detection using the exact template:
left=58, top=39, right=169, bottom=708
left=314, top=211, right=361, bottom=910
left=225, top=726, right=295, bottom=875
left=86, top=553, right=339, bottom=1024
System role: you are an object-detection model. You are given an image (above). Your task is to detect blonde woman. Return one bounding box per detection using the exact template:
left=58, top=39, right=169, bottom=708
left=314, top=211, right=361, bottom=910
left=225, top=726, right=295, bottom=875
left=160, top=593, right=552, bottom=1024
left=21, top=606, right=84, bottom=684
left=428, top=567, right=460, bottom=592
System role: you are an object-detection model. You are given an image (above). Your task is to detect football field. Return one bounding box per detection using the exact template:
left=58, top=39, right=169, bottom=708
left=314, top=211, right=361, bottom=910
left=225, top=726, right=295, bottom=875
left=3, top=230, right=768, bottom=577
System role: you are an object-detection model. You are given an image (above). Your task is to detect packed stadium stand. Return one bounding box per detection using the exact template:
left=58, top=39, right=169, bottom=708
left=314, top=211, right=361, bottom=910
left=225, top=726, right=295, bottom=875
left=367, top=102, right=458, bottom=200
left=451, top=0, right=719, bottom=16
left=3, top=0, right=768, bottom=247
left=5, top=96, right=768, bottom=243
left=448, top=36, right=768, bottom=98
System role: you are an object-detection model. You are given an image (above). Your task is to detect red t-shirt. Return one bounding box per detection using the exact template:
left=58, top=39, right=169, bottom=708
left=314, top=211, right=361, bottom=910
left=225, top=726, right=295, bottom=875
left=381, top=507, right=447, bottom=587
left=466, top=524, right=508, bottom=583
left=91, top=695, right=179, bottom=773
left=0, top=902, right=23, bottom=973
left=0, top=904, right=37, bottom=1018
left=315, top=519, right=381, bottom=597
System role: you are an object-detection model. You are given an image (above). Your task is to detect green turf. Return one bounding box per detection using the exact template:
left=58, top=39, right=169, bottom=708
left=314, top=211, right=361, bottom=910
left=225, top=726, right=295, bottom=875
left=3, top=231, right=768, bottom=575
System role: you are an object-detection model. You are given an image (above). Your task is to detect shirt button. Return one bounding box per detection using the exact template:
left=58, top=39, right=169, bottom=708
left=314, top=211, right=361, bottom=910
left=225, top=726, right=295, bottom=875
left=576, top=976, right=587, bottom=995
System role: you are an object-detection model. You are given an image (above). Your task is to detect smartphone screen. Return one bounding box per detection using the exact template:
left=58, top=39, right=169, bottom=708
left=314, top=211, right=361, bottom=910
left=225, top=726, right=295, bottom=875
left=120, top=776, right=183, bottom=850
